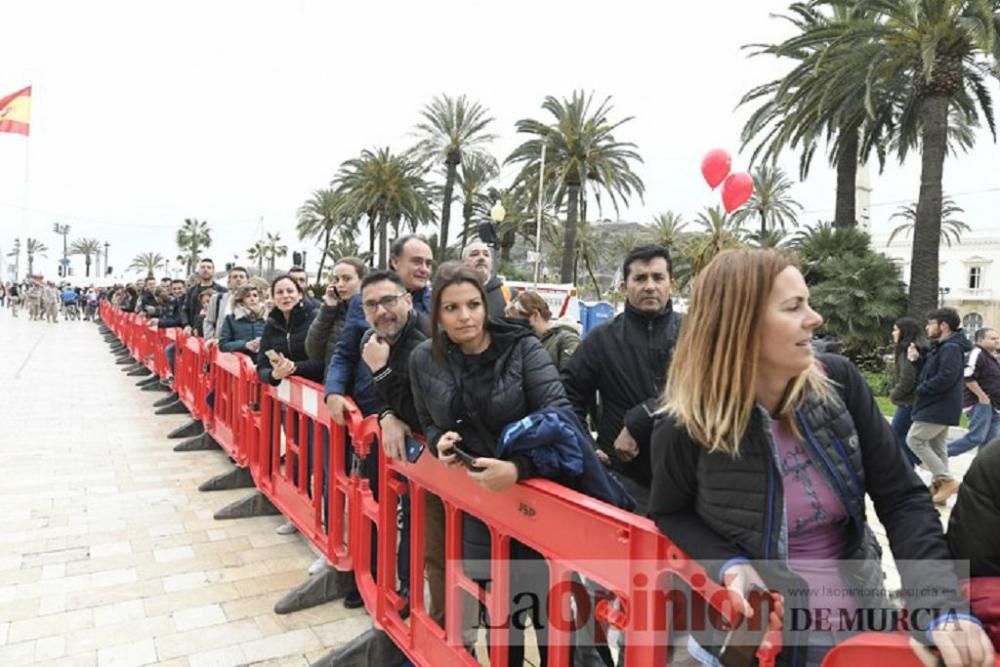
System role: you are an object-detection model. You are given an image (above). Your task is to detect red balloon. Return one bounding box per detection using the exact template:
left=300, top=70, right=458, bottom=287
left=721, top=172, right=754, bottom=213
left=701, top=149, right=732, bottom=189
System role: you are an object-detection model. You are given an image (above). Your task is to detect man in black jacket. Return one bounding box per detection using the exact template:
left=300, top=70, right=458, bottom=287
left=182, top=258, right=226, bottom=333
left=907, top=307, right=973, bottom=504
left=562, top=244, right=682, bottom=507
left=462, top=240, right=517, bottom=317
left=150, top=280, right=186, bottom=329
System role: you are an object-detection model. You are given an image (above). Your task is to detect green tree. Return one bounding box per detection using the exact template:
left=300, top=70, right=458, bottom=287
left=263, top=232, right=288, bottom=275
left=70, top=238, right=102, bottom=277
left=643, top=211, right=688, bottom=251
left=176, top=218, right=212, bottom=275
left=508, top=91, right=645, bottom=282
left=791, top=221, right=871, bottom=281
left=731, top=165, right=803, bottom=238
left=246, top=241, right=267, bottom=276
left=412, top=94, right=496, bottom=258
left=128, top=252, right=166, bottom=276
left=687, top=207, right=746, bottom=278
left=457, top=153, right=500, bottom=248
left=297, top=189, right=357, bottom=284
left=333, top=148, right=435, bottom=269
left=26, top=238, right=47, bottom=276
left=778, top=0, right=998, bottom=316
left=888, top=195, right=970, bottom=247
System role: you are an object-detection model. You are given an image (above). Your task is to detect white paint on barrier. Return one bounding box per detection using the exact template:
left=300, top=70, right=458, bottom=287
left=277, top=381, right=291, bottom=403
left=301, top=386, right=320, bottom=419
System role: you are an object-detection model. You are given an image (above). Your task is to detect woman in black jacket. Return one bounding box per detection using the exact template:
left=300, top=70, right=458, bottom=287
left=649, top=249, right=991, bottom=667
left=305, top=257, right=366, bottom=373
left=257, top=275, right=323, bottom=385
left=410, top=264, right=571, bottom=666
left=889, top=316, right=924, bottom=467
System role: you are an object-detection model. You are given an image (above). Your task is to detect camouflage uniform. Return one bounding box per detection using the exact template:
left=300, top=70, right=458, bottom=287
left=26, top=284, right=43, bottom=320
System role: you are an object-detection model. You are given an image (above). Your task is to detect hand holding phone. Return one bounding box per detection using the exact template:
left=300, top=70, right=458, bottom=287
left=452, top=445, right=485, bottom=472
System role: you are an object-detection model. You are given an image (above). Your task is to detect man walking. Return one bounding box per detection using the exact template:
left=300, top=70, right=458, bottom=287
left=947, top=327, right=1000, bottom=458
left=907, top=307, right=973, bottom=504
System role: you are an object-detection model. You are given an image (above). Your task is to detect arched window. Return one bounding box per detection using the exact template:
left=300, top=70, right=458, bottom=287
left=963, top=312, right=983, bottom=336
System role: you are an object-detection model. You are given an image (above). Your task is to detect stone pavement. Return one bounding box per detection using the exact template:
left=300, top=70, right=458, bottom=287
left=0, top=315, right=370, bottom=666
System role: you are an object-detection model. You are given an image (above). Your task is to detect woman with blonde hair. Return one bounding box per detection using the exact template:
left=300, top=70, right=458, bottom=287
left=649, top=249, right=991, bottom=667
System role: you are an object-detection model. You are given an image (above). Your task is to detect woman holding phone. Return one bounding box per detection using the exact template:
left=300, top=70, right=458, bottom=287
left=649, top=249, right=991, bottom=667
left=305, top=257, right=367, bottom=372
left=218, top=285, right=266, bottom=358
left=410, top=263, right=571, bottom=666
left=257, top=274, right=323, bottom=385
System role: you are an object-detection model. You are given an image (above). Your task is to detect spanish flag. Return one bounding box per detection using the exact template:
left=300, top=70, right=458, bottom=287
left=0, top=86, right=31, bottom=136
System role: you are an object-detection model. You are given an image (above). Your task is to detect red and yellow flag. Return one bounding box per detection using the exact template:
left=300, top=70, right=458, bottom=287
left=0, top=86, right=32, bottom=136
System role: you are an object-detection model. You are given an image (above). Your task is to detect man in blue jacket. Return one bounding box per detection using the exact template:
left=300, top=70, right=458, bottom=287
left=907, top=307, right=973, bottom=504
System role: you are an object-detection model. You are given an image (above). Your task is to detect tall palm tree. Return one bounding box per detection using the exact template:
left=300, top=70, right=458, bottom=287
left=457, top=153, right=500, bottom=248
left=888, top=195, right=970, bottom=248
left=333, top=147, right=436, bottom=268
left=246, top=241, right=268, bottom=276
left=297, top=189, right=356, bottom=284
left=6, top=238, right=21, bottom=278
left=26, top=238, right=47, bottom=276
left=688, top=207, right=746, bottom=276
left=777, top=0, right=998, bottom=316
left=129, top=252, right=166, bottom=276
left=70, top=238, right=102, bottom=277
left=508, top=90, right=645, bottom=282
left=644, top=211, right=688, bottom=251
left=263, top=232, right=288, bottom=275
left=731, top=165, right=803, bottom=238
left=412, top=94, right=497, bottom=258
left=176, top=218, right=212, bottom=275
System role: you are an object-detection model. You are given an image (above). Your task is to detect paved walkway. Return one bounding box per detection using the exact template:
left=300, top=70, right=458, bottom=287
left=0, top=315, right=370, bottom=666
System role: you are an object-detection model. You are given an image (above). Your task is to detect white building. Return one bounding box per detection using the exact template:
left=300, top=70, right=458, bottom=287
left=873, top=229, right=1000, bottom=332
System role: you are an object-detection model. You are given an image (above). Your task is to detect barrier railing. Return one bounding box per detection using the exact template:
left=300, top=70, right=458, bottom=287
left=102, top=306, right=999, bottom=667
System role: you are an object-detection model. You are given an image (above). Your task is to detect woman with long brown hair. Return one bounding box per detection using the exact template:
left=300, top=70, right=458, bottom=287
left=649, top=249, right=990, bottom=667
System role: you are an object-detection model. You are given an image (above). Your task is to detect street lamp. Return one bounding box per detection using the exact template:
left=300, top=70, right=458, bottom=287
left=104, top=242, right=110, bottom=278
left=490, top=201, right=506, bottom=226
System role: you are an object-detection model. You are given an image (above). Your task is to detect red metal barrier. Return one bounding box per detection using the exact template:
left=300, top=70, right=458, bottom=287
left=102, top=305, right=998, bottom=667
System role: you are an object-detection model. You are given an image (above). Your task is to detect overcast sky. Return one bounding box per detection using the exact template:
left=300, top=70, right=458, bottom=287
left=2, top=0, right=999, bottom=281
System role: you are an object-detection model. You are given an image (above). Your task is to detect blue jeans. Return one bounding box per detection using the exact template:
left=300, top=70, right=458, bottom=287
left=891, top=405, right=920, bottom=466
left=947, top=403, right=1000, bottom=456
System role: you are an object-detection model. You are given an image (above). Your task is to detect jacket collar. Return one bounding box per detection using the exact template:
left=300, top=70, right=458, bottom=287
left=624, top=299, right=674, bottom=323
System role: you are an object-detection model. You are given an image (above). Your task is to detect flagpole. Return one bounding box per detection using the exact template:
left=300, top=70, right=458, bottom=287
left=20, top=127, right=30, bottom=280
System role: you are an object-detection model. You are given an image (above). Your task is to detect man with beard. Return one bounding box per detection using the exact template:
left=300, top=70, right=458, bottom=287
left=182, top=258, right=226, bottom=335
left=203, top=266, right=248, bottom=341
left=462, top=241, right=517, bottom=317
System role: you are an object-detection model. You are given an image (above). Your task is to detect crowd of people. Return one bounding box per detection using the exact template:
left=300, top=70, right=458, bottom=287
left=1, top=277, right=102, bottom=321
left=24, top=237, right=998, bottom=667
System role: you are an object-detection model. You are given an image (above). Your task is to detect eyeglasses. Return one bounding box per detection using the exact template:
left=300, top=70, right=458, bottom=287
left=362, top=292, right=407, bottom=312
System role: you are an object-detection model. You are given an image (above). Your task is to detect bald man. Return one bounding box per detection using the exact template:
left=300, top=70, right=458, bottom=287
left=462, top=241, right=517, bottom=318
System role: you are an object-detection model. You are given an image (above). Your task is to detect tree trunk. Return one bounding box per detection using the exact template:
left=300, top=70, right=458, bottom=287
left=28, top=254, right=34, bottom=275
left=439, top=153, right=460, bottom=259
left=833, top=131, right=859, bottom=228
left=908, top=95, right=949, bottom=317
left=584, top=251, right=602, bottom=299
left=85, top=255, right=92, bottom=277
left=461, top=197, right=473, bottom=248
left=316, top=225, right=332, bottom=284
left=378, top=213, right=388, bottom=270
left=560, top=182, right=580, bottom=283
left=367, top=209, right=377, bottom=267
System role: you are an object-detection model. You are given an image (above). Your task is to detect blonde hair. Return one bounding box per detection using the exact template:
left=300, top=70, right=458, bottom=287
left=661, top=248, right=833, bottom=455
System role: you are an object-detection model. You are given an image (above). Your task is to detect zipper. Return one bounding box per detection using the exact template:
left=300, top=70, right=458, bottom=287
left=796, top=411, right=858, bottom=528
left=764, top=456, right=776, bottom=560
left=831, top=437, right=863, bottom=497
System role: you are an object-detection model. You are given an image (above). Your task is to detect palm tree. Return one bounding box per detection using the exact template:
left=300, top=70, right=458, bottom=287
left=412, top=94, right=497, bottom=258
left=791, top=221, right=872, bottom=281
left=644, top=211, right=688, bottom=251
left=888, top=196, right=970, bottom=248
left=333, top=147, right=436, bottom=269
left=6, top=238, right=21, bottom=278
left=70, top=238, right=102, bottom=277
left=457, top=153, right=500, bottom=247
left=263, top=232, right=288, bottom=275
left=26, top=238, right=47, bottom=276
left=776, top=0, right=998, bottom=316
left=297, top=189, right=356, bottom=284
left=740, top=2, right=895, bottom=229
left=246, top=241, right=268, bottom=276
left=508, top=91, right=645, bottom=282
left=129, top=252, right=166, bottom=276
left=687, top=207, right=746, bottom=277
left=731, top=165, right=803, bottom=238
left=176, top=218, right=212, bottom=275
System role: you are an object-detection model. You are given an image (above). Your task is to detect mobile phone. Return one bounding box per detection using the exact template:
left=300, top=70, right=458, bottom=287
left=404, top=436, right=425, bottom=464
left=718, top=586, right=772, bottom=667
left=451, top=445, right=484, bottom=471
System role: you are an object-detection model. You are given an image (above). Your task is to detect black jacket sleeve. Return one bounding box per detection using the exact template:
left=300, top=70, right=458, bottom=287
left=648, top=416, right=748, bottom=574
left=821, top=354, right=969, bottom=613
left=948, top=441, right=1000, bottom=578
left=561, top=331, right=601, bottom=425
left=410, top=345, right=445, bottom=456
left=522, top=336, right=571, bottom=413
left=305, top=303, right=339, bottom=362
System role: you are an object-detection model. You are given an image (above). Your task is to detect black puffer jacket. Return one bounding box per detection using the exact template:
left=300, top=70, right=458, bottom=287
left=562, top=301, right=682, bottom=487
left=949, top=440, right=1000, bottom=578
left=649, top=354, right=968, bottom=665
left=912, top=330, right=973, bottom=425
left=484, top=276, right=517, bottom=318
left=409, top=317, right=570, bottom=481
left=370, top=311, right=430, bottom=432
left=257, top=302, right=324, bottom=386
left=304, top=301, right=350, bottom=372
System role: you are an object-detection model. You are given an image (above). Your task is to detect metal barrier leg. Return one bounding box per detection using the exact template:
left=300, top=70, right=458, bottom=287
left=115, top=355, right=134, bottom=365
left=152, top=393, right=179, bottom=408
left=198, top=466, right=254, bottom=491
left=173, top=433, right=220, bottom=452
left=142, top=382, right=172, bottom=394
left=127, top=366, right=153, bottom=377
left=166, top=420, right=203, bottom=439
left=272, top=568, right=356, bottom=615
left=213, top=491, right=280, bottom=520
left=135, top=375, right=160, bottom=387
left=154, top=398, right=189, bottom=415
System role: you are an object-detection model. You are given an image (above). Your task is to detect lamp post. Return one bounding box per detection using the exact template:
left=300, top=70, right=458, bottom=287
left=104, top=242, right=110, bottom=278
left=489, top=201, right=506, bottom=249
left=53, top=222, right=71, bottom=277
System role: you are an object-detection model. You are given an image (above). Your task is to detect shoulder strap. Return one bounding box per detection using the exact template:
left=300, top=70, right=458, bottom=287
left=500, top=283, right=512, bottom=304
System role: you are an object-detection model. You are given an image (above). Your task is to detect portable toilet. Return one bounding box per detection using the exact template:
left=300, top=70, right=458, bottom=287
left=581, top=301, right=615, bottom=336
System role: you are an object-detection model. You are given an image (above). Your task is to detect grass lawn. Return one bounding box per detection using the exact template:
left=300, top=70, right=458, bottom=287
left=874, top=395, right=968, bottom=429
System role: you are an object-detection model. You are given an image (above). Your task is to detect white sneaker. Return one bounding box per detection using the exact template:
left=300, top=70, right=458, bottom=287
left=308, top=557, right=331, bottom=576
left=275, top=521, right=298, bottom=535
